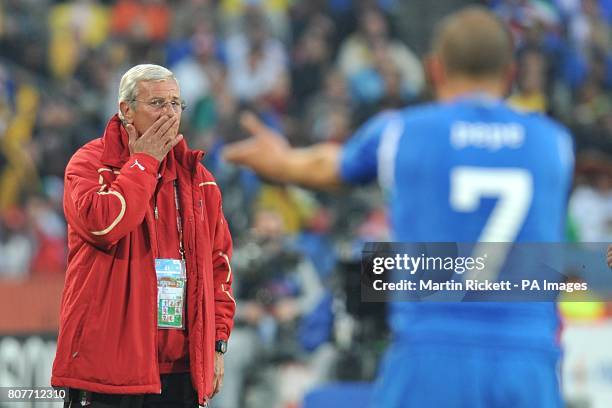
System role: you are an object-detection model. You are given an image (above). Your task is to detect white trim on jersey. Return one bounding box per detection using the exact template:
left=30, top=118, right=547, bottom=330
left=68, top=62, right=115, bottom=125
left=377, top=116, right=404, bottom=194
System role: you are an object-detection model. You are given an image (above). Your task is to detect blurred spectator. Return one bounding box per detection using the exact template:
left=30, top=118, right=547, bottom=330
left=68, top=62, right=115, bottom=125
left=226, top=8, right=288, bottom=104
left=303, top=69, right=352, bottom=144
left=569, top=50, right=612, bottom=151
left=336, top=8, right=424, bottom=101
left=569, top=152, right=612, bottom=241
left=351, top=38, right=419, bottom=121
left=0, top=65, right=12, bottom=144
left=573, top=78, right=610, bottom=125
left=170, top=0, right=215, bottom=41
left=294, top=207, right=337, bottom=279
left=110, top=0, right=171, bottom=63
left=509, top=47, right=549, bottom=112
left=312, top=104, right=352, bottom=144
left=26, top=195, right=66, bottom=276
left=0, top=206, right=32, bottom=280
left=73, top=47, right=115, bottom=129
left=218, top=0, right=292, bottom=40
left=217, top=207, right=327, bottom=408
left=290, top=15, right=335, bottom=112
left=34, top=99, right=82, bottom=179
left=567, top=0, right=611, bottom=57
left=172, top=18, right=224, bottom=109
left=0, top=0, right=49, bottom=76
left=255, top=185, right=318, bottom=234
left=493, top=0, right=560, bottom=47
left=0, top=79, right=39, bottom=210
left=324, top=0, right=400, bottom=49
left=47, top=0, right=110, bottom=80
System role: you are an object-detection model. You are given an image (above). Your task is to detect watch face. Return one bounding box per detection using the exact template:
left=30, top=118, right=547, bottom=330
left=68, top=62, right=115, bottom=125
left=216, top=341, right=227, bottom=353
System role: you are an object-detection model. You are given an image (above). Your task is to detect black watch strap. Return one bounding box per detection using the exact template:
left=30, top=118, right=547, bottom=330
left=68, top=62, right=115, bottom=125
left=215, top=340, right=227, bottom=354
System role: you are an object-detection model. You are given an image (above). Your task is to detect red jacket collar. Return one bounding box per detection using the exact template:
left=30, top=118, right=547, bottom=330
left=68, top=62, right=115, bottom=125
left=100, top=115, right=205, bottom=178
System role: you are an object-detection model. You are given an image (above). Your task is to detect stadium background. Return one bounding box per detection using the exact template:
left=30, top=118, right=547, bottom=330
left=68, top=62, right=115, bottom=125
left=0, top=0, right=610, bottom=407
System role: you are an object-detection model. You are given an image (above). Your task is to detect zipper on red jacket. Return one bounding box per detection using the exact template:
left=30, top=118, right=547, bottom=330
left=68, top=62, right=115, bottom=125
left=187, top=217, right=194, bottom=254
left=153, top=184, right=162, bottom=257
left=153, top=186, right=161, bottom=392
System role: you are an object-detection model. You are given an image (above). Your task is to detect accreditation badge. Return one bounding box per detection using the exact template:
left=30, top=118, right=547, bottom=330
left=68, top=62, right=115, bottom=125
left=155, top=258, right=187, bottom=329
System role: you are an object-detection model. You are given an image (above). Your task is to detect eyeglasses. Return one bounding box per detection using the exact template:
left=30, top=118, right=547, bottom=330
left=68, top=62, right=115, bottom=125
left=131, top=98, right=187, bottom=112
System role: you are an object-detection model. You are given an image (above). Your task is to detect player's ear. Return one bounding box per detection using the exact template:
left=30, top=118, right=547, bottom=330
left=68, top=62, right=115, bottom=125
left=119, top=100, right=134, bottom=125
left=503, top=62, right=517, bottom=97
left=425, top=54, right=445, bottom=94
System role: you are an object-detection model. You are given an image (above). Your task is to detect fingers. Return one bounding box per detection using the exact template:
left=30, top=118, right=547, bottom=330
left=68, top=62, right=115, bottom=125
left=212, top=353, right=224, bottom=397
left=166, top=117, right=181, bottom=140
left=222, top=139, right=258, bottom=163
left=212, top=373, right=223, bottom=396
left=213, top=378, right=220, bottom=396
left=125, top=124, right=137, bottom=147
left=154, top=115, right=178, bottom=140
left=164, top=133, right=183, bottom=150
left=139, top=115, right=177, bottom=143
left=157, top=133, right=183, bottom=159
left=240, top=111, right=268, bottom=137
left=147, top=115, right=171, bottom=135
left=128, top=115, right=181, bottom=161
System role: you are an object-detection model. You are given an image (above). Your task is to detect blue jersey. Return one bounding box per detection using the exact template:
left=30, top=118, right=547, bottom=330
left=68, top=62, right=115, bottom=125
left=340, top=96, right=574, bottom=349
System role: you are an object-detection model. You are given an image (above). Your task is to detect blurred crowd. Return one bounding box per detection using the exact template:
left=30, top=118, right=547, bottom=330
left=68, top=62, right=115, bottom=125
left=0, top=0, right=611, bottom=406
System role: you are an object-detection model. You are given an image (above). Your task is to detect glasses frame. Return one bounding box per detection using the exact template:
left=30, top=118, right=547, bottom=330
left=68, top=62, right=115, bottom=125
left=131, top=98, right=187, bottom=112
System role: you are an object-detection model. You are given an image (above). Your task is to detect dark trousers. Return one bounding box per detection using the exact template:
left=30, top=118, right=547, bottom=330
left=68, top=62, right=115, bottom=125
left=64, top=373, right=199, bottom=408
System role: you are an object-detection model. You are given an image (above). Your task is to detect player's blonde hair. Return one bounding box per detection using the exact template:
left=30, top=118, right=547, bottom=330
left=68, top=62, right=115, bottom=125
left=432, top=6, right=513, bottom=78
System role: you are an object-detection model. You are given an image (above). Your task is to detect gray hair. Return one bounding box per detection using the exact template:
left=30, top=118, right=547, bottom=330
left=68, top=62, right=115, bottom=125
left=117, top=64, right=178, bottom=120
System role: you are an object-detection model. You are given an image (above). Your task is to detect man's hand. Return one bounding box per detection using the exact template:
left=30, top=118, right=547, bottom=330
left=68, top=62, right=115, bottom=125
left=212, top=352, right=224, bottom=397
left=224, top=112, right=343, bottom=189
left=608, top=244, right=612, bottom=268
left=126, top=114, right=183, bottom=162
left=223, top=112, right=290, bottom=181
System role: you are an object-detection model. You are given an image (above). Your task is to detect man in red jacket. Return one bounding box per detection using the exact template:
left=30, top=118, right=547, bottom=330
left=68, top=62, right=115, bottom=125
left=52, top=64, right=235, bottom=408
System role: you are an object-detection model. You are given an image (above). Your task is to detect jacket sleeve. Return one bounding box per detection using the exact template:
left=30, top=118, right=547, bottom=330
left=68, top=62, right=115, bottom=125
left=211, top=195, right=235, bottom=342
left=64, top=152, right=159, bottom=250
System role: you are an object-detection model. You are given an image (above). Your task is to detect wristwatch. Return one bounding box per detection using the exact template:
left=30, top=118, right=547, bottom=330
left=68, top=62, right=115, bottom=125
left=215, top=340, right=227, bottom=354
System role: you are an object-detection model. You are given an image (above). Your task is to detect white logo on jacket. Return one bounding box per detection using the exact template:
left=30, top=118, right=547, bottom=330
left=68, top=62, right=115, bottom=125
left=130, top=159, right=145, bottom=171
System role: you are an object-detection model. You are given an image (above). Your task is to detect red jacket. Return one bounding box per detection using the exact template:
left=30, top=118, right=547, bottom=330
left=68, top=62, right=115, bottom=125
left=51, top=115, right=235, bottom=405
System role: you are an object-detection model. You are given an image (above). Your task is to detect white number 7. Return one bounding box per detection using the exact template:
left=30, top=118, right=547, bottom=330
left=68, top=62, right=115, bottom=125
left=450, top=167, right=533, bottom=242
left=449, top=167, right=533, bottom=282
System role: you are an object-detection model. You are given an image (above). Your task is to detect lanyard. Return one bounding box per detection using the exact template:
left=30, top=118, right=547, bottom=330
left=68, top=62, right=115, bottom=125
left=153, top=180, right=186, bottom=260
left=172, top=180, right=185, bottom=260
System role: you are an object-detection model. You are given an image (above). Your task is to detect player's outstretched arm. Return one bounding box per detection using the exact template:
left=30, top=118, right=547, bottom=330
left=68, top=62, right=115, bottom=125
left=223, top=113, right=344, bottom=190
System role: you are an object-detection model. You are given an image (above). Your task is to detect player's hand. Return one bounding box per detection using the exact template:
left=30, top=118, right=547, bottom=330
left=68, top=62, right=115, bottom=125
left=607, top=244, right=612, bottom=268
left=212, top=352, right=224, bottom=397
left=126, top=114, right=183, bottom=162
left=223, top=112, right=290, bottom=180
